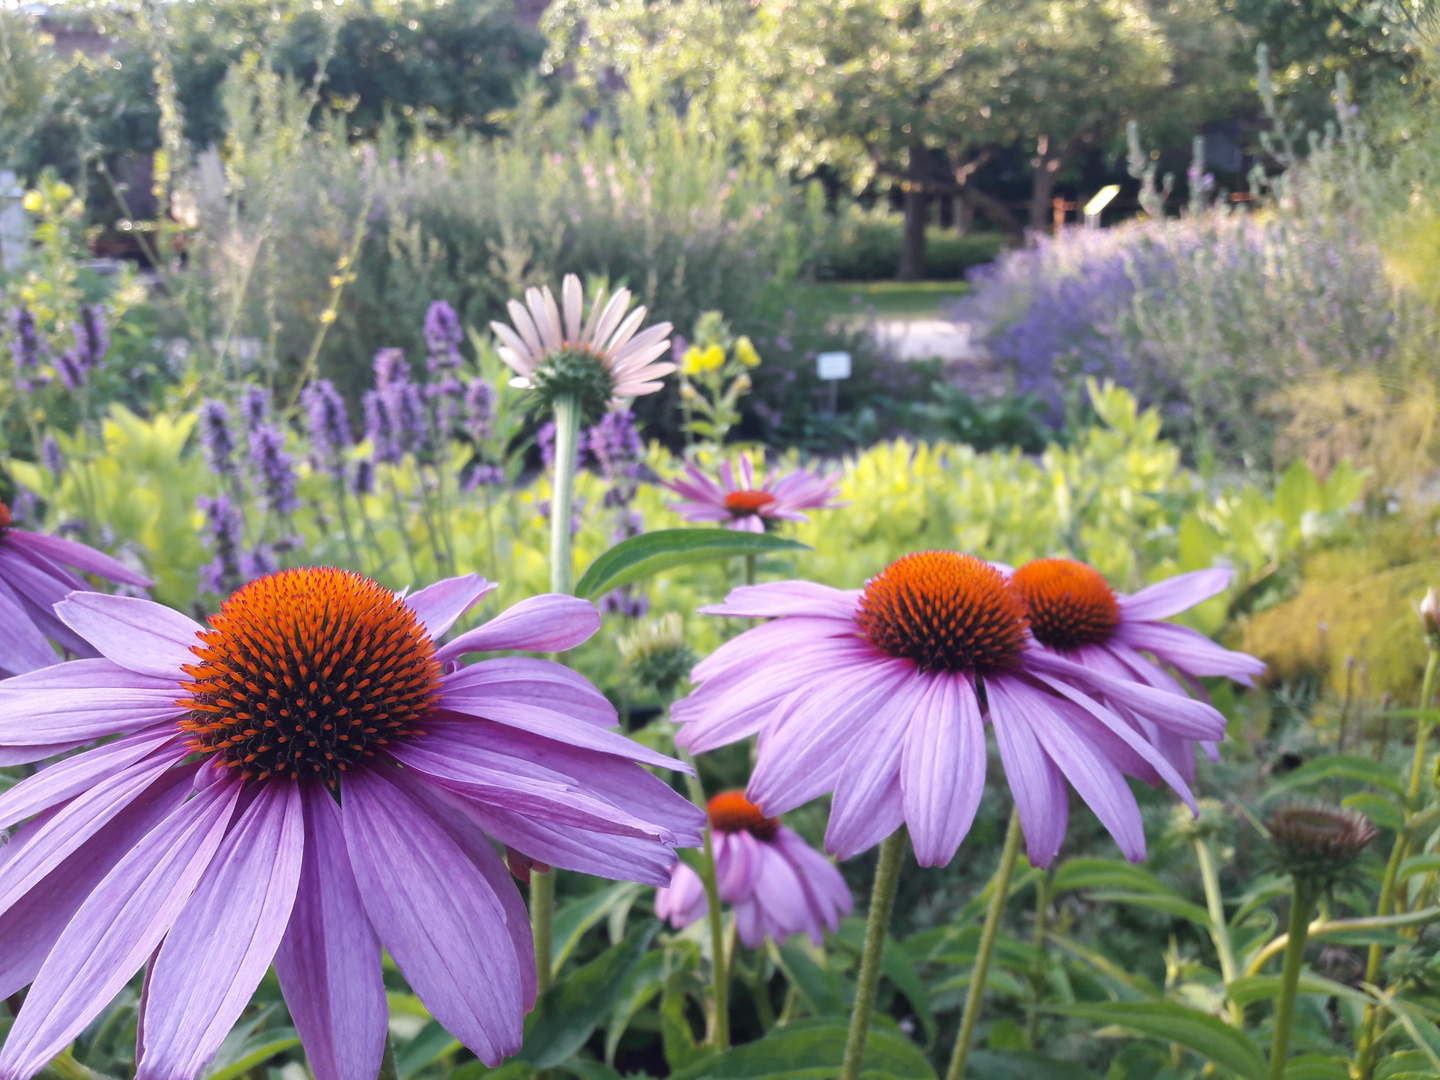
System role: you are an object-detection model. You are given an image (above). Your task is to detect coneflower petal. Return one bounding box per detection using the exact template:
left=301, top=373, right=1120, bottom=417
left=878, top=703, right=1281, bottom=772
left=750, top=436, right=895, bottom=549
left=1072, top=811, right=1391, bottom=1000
left=0, top=780, right=239, bottom=1080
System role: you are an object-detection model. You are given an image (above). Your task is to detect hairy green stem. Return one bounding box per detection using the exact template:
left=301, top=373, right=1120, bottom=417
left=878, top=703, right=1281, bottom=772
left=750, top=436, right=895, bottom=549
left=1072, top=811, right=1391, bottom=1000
left=840, top=830, right=907, bottom=1080
left=549, top=395, right=580, bottom=596
left=533, top=394, right=582, bottom=997
left=1195, top=837, right=1243, bottom=1026
left=679, top=749, right=730, bottom=1048
left=1268, top=881, right=1321, bottom=1080
left=40, top=1049, right=105, bottom=1080
left=947, top=809, right=1024, bottom=1080
left=1025, top=868, right=1053, bottom=1048
left=1360, top=645, right=1440, bottom=1074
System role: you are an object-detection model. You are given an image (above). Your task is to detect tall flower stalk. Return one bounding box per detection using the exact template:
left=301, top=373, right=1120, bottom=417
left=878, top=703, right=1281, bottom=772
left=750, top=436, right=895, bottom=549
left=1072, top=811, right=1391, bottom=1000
left=492, top=274, right=673, bottom=994
left=1266, top=805, right=1377, bottom=1079
left=946, top=809, right=1023, bottom=1080
left=840, top=830, right=907, bottom=1080
left=1358, top=591, right=1440, bottom=1074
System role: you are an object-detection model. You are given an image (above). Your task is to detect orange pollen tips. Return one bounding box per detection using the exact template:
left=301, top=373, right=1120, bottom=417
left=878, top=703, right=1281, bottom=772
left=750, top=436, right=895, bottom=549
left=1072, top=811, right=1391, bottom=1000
left=855, top=551, right=1028, bottom=674
left=175, top=567, right=442, bottom=784
left=706, top=791, right=781, bottom=841
left=724, top=490, right=776, bottom=515
left=1011, top=558, right=1121, bottom=652
left=0, top=500, right=12, bottom=532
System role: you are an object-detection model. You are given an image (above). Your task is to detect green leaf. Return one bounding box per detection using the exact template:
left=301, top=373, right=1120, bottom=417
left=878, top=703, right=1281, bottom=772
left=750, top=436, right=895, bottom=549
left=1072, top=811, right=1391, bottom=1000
left=1386, top=993, right=1440, bottom=1071
left=605, top=949, right=665, bottom=1065
left=1376, top=1050, right=1439, bottom=1079
left=557, top=1061, right=625, bottom=1080
left=661, top=954, right=713, bottom=1073
left=1088, top=891, right=1214, bottom=928
left=1227, top=974, right=1374, bottom=1008
left=1263, top=755, right=1405, bottom=799
left=1400, top=855, right=1440, bottom=881
left=518, top=924, right=657, bottom=1067
left=1282, top=1055, right=1351, bottom=1080
left=199, top=1027, right=301, bottom=1080
left=964, top=1050, right=1098, bottom=1080
left=774, top=940, right=849, bottom=1016
left=1043, top=1001, right=1266, bottom=1080
left=1051, top=859, right=1178, bottom=897
left=396, top=1021, right=460, bottom=1079
left=1343, top=793, right=1404, bottom=832
left=574, top=528, right=809, bottom=600
left=665, top=1019, right=936, bottom=1080
left=550, top=881, right=643, bottom=976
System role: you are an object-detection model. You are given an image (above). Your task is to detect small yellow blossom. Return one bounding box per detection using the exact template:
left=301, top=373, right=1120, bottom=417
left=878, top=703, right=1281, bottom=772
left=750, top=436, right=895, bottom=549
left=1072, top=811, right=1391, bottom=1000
left=734, top=336, right=761, bottom=368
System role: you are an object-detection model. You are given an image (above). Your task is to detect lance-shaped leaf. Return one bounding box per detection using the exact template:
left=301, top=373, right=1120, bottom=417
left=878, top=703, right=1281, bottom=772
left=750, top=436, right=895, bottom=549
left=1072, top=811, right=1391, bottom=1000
left=575, top=529, right=809, bottom=600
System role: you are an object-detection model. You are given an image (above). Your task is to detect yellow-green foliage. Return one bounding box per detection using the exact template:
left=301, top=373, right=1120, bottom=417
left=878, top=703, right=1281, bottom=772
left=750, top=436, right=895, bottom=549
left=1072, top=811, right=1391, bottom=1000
left=7, top=407, right=211, bottom=605
left=1239, top=520, right=1440, bottom=699
left=1270, top=370, right=1438, bottom=504
left=4, top=384, right=1362, bottom=696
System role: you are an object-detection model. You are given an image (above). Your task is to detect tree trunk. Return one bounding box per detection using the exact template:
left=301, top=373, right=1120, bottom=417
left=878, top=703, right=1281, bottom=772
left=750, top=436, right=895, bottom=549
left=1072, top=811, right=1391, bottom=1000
left=1030, top=158, right=1061, bottom=232
left=957, top=186, right=1023, bottom=243
left=897, top=183, right=928, bottom=281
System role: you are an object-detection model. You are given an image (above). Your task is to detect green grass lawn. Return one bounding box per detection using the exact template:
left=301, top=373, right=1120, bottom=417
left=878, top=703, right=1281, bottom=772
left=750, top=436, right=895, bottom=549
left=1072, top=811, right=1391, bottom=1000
left=799, top=280, right=972, bottom=319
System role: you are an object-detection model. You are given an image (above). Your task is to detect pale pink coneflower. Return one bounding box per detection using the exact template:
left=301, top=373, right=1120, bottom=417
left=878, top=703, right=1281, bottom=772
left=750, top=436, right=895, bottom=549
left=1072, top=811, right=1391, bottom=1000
left=1010, top=558, right=1265, bottom=783
left=655, top=791, right=851, bottom=948
left=489, top=274, right=675, bottom=416
left=0, top=568, right=703, bottom=1080
left=673, top=552, right=1231, bottom=868
left=664, top=453, right=843, bottom=534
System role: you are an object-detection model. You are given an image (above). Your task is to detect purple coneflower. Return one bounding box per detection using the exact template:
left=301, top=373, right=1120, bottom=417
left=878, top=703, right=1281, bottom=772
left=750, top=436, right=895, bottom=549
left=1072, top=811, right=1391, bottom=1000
left=490, top=274, right=674, bottom=415
left=0, top=498, right=152, bottom=680
left=1010, top=560, right=1265, bottom=782
left=0, top=568, right=703, bottom=1078
left=674, top=552, right=1229, bottom=867
left=656, top=791, right=851, bottom=948
left=665, top=454, right=843, bottom=534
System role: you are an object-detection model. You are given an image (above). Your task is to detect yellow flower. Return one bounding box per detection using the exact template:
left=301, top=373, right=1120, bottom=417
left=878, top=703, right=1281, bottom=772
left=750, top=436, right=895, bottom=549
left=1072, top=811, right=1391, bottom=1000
left=682, top=344, right=725, bottom=375
left=734, top=336, right=761, bottom=368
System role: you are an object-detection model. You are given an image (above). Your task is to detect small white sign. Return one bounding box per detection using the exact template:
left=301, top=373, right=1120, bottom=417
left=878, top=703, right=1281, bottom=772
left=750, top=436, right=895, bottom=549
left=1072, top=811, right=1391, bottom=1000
left=816, top=351, right=852, bottom=380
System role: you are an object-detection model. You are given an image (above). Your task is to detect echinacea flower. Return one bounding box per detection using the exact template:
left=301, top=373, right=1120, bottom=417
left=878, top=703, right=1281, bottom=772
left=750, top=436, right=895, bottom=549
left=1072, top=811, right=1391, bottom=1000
left=0, top=568, right=704, bottom=1080
left=656, top=791, right=851, bottom=948
left=489, top=274, right=674, bottom=418
left=664, top=454, right=843, bottom=534
left=0, top=499, right=152, bottom=680
left=1010, top=560, right=1265, bottom=782
left=673, top=552, right=1230, bottom=868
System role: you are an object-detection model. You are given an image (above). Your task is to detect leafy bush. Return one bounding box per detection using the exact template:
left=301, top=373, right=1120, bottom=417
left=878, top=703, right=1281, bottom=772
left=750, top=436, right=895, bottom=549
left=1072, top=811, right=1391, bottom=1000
left=954, top=210, right=1416, bottom=468
left=815, top=206, right=1008, bottom=281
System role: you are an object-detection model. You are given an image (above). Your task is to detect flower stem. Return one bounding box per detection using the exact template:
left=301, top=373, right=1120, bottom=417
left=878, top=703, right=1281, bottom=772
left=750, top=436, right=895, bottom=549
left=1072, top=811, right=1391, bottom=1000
left=1195, top=836, right=1243, bottom=1026
left=1025, top=867, right=1053, bottom=1048
left=1268, top=880, right=1321, bottom=1080
left=532, top=393, right=582, bottom=996
left=679, top=748, right=730, bottom=1049
left=1359, top=645, right=1440, bottom=1075
left=549, top=394, right=581, bottom=596
left=946, top=808, right=1024, bottom=1080
left=840, top=829, right=907, bottom=1080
